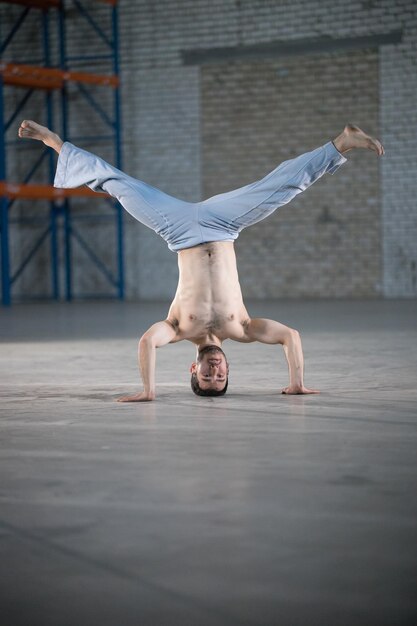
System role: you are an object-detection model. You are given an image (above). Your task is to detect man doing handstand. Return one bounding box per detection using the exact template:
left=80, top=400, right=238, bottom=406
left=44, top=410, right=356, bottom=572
left=18, top=120, right=384, bottom=400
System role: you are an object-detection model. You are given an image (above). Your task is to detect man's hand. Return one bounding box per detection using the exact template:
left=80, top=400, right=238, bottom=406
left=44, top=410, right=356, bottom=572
left=281, top=385, right=320, bottom=395
left=117, top=391, right=155, bottom=402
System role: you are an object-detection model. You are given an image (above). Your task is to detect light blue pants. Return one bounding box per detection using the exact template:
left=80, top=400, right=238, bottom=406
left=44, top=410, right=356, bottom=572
left=54, top=141, right=346, bottom=252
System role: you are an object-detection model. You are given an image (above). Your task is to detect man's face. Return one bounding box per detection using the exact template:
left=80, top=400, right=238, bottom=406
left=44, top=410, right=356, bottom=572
left=190, top=345, right=229, bottom=392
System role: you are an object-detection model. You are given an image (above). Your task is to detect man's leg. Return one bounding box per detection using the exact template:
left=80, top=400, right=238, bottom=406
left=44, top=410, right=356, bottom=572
left=200, top=124, right=384, bottom=236
left=18, top=120, right=188, bottom=239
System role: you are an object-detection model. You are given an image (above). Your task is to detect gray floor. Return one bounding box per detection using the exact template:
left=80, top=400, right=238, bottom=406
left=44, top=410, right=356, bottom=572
left=1, top=299, right=416, bottom=626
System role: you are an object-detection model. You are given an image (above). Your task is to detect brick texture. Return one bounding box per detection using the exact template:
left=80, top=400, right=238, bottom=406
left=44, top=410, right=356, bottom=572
left=201, top=51, right=380, bottom=297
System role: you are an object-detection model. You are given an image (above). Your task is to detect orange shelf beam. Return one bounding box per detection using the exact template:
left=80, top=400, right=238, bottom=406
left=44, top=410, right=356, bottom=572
left=0, top=62, right=119, bottom=90
left=0, top=181, right=108, bottom=200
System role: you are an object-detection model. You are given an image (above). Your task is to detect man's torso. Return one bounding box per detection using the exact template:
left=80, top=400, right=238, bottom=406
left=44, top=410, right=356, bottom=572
left=167, top=242, right=250, bottom=344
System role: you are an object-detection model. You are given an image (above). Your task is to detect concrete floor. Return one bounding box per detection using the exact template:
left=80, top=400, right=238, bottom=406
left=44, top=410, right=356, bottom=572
left=1, top=299, right=416, bottom=626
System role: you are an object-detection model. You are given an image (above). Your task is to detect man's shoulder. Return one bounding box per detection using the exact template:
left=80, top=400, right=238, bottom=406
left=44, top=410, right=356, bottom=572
left=165, top=317, right=179, bottom=330
left=226, top=316, right=253, bottom=343
left=165, top=317, right=191, bottom=344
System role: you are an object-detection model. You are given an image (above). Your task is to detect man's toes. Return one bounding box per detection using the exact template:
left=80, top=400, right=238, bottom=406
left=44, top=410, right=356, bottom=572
left=368, top=139, right=381, bottom=155
left=18, top=127, right=35, bottom=139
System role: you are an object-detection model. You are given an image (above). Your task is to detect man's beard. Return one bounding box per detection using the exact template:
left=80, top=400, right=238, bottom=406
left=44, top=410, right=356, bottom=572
left=197, top=344, right=227, bottom=362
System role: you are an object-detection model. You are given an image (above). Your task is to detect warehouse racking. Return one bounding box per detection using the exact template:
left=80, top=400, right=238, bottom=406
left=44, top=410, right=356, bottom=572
left=0, top=0, right=123, bottom=305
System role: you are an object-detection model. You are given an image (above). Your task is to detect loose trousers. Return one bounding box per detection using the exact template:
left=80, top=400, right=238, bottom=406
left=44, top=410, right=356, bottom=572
left=54, top=140, right=346, bottom=252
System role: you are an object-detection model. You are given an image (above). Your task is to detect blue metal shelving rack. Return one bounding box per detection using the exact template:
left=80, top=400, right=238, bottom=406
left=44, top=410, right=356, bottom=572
left=0, top=0, right=123, bottom=305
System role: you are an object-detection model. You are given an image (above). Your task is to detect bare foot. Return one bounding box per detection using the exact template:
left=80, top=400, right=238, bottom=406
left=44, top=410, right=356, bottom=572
left=333, top=124, right=385, bottom=156
left=18, top=120, right=63, bottom=153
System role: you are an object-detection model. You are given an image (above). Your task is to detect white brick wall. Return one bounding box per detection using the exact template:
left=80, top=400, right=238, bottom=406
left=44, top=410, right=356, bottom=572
left=380, top=35, right=417, bottom=297
left=201, top=51, right=381, bottom=298
left=122, top=66, right=200, bottom=299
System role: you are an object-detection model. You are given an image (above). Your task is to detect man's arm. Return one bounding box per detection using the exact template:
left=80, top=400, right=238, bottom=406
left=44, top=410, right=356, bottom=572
left=243, top=318, right=319, bottom=394
left=117, top=320, right=178, bottom=402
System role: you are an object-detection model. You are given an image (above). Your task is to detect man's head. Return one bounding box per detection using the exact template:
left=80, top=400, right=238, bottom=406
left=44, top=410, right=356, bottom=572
left=190, top=345, right=229, bottom=396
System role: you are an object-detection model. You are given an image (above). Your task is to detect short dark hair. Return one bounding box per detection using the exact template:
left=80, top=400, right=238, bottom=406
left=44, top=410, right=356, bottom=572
left=190, top=373, right=228, bottom=397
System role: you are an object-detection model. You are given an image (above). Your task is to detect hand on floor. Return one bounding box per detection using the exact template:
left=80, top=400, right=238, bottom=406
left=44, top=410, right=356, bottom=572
left=116, top=391, right=155, bottom=402
left=281, top=385, right=320, bottom=395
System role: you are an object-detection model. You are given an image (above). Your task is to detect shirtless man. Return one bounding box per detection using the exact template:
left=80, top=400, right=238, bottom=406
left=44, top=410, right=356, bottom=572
left=18, top=120, right=384, bottom=400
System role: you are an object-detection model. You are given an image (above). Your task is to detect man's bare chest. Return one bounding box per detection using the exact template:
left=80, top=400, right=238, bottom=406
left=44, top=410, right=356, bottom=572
left=168, top=300, right=249, bottom=342
left=170, top=241, right=249, bottom=340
